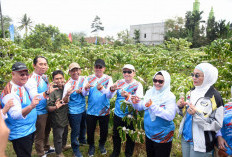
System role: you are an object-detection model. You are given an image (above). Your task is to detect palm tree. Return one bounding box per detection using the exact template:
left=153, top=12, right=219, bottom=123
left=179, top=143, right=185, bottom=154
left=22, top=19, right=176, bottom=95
left=18, top=14, right=33, bottom=37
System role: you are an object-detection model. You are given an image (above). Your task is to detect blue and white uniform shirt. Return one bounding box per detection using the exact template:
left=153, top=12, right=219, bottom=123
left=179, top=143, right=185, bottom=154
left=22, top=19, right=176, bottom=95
left=0, top=81, right=37, bottom=140
left=62, top=76, right=86, bottom=114
left=114, top=79, right=143, bottom=118
left=82, top=74, right=113, bottom=116
left=25, top=72, right=48, bottom=115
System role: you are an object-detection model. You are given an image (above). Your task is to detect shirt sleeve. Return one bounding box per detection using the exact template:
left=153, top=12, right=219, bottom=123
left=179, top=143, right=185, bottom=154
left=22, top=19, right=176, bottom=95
left=2, top=94, right=25, bottom=119
left=82, top=77, right=89, bottom=96
left=135, top=82, right=144, bottom=98
left=25, top=77, right=46, bottom=100
left=148, top=97, right=177, bottom=121
left=62, top=83, right=70, bottom=99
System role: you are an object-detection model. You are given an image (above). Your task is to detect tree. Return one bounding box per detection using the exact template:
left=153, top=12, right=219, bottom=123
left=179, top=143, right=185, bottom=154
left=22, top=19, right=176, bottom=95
left=24, top=24, right=70, bottom=52
left=216, top=20, right=231, bottom=39
left=115, top=29, right=133, bottom=45
left=165, top=17, right=186, bottom=40
left=71, top=32, right=86, bottom=45
left=206, top=16, right=217, bottom=43
left=133, top=29, right=140, bottom=44
left=0, top=15, right=12, bottom=38
left=18, top=14, right=33, bottom=37
left=91, top=15, right=104, bottom=34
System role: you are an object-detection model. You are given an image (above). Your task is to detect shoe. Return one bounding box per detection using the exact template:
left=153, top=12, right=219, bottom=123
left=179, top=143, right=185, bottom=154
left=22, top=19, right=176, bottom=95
left=41, top=154, right=47, bottom=157
left=99, top=144, right=107, bottom=155
left=88, top=145, right=95, bottom=157
left=79, top=141, right=88, bottom=146
left=44, top=146, right=55, bottom=155
left=62, top=144, right=71, bottom=151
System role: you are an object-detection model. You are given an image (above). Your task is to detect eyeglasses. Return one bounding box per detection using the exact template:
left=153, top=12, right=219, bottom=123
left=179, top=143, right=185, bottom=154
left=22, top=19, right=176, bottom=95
left=17, top=72, right=29, bottom=77
left=95, top=66, right=103, bottom=69
left=123, top=71, right=132, bottom=74
left=153, top=79, right=164, bottom=84
left=191, top=73, right=202, bottom=78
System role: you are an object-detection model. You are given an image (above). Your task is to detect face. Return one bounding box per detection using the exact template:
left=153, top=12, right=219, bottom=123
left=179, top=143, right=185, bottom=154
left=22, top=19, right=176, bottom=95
left=53, top=74, right=65, bottom=89
left=33, top=58, right=48, bottom=75
left=153, top=75, right=164, bottom=90
left=94, top=65, right=105, bottom=77
left=192, top=69, right=204, bottom=86
left=69, top=68, right=81, bottom=80
left=123, top=68, right=135, bottom=83
left=12, top=70, right=29, bottom=86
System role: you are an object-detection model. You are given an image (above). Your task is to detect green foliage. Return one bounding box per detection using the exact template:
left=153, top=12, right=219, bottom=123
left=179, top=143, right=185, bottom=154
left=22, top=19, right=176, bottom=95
left=23, top=24, right=70, bottom=52
left=164, top=38, right=192, bottom=51
left=133, top=29, right=140, bottom=44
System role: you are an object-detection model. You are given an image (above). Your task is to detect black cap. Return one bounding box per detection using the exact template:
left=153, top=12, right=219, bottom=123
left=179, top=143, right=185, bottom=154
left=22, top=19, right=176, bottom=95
left=12, top=62, right=28, bottom=72
left=94, top=59, right=105, bottom=67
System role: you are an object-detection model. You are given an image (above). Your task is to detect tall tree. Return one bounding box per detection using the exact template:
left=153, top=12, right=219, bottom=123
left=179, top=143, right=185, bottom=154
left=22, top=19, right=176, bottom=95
left=91, top=15, right=104, bottom=34
left=18, top=14, right=33, bottom=37
left=133, top=29, right=140, bottom=44
left=0, top=15, right=12, bottom=38
left=206, top=8, right=217, bottom=43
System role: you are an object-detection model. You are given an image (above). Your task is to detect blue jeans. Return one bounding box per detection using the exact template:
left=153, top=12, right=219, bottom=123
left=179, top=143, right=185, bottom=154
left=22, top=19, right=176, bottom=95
left=68, top=112, right=86, bottom=155
left=181, top=137, right=212, bottom=157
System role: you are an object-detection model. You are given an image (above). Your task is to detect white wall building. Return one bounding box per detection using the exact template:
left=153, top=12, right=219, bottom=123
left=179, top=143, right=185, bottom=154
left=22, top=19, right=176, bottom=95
left=130, top=22, right=165, bottom=45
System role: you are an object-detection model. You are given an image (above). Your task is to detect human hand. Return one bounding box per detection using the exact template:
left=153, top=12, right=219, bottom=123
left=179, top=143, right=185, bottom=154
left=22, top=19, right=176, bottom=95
left=218, top=136, right=228, bottom=151
left=131, top=95, right=140, bottom=104
left=55, top=98, right=65, bottom=109
left=121, top=90, right=129, bottom=98
left=177, top=96, right=187, bottom=108
left=145, top=99, right=152, bottom=107
left=48, top=82, right=58, bottom=94
left=31, top=95, right=40, bottom=109
left=66, top=86, right=76, bottom=96
left=110, top=82, right=121, bottom=92
left=187, top=103, right=196, bottom=115
left=84, top=82, right=94, bottom=91
left=97, top=83, right=104, bottom=91
left=76, top=88, right=82, bottom=94
left=2, top=98, right=14, bottom=115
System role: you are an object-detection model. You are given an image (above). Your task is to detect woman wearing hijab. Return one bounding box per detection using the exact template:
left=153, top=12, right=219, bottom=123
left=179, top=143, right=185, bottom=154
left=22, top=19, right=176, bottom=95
left=177, top=63, right=224, bottom=157
left=131, top=70, right=176, bottom=157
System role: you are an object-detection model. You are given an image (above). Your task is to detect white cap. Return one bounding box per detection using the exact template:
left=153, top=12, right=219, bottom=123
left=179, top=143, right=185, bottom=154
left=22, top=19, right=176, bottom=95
left=122, top=64, right=135, bottom=71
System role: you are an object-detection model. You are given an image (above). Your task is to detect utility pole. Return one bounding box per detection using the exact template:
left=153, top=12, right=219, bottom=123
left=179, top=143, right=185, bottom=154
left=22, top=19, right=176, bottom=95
left=0, top=0, right=5, bottom=38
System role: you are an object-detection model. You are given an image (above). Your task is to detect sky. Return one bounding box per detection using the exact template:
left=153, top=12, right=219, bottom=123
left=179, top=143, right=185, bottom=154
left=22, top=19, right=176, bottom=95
left=2, top=0, right=232, bottom=38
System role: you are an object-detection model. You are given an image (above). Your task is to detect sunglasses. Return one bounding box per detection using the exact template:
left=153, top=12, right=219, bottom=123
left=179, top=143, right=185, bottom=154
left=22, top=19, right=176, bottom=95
left=95, top=66, right=103, bottom=69
left=191, top=73, right=201, bottom=78
left=17, top=72, right=29, bottom=77
left=153, top=79, right=164, bottom=84
left=123, top=71, right=132, bottom=74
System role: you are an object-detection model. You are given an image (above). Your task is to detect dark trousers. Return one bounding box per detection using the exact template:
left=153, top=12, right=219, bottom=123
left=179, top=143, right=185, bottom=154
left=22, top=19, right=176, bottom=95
left=69, top=112, right=87, bottom=156
left=11, top=132, right=34, bottom=157
left=62, top=125, right=68, bottom=147
left=86, top=114, right=109, bottom=146
left=146, top=136, right=172, bottom=157
left=112, top=115, right=135, bottom=157
left=53, top=127, right=65, bottom=155
left=44, top=113, right=52, bottom=151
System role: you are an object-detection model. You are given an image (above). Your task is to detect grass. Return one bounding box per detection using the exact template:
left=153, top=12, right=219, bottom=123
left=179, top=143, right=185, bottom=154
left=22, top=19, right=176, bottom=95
left=5, top=118, right=182, bottom=157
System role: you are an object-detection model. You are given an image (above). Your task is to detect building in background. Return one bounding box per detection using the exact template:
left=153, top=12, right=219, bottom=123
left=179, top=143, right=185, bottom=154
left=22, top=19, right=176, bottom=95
left=129, top=22, right=165, bottom=45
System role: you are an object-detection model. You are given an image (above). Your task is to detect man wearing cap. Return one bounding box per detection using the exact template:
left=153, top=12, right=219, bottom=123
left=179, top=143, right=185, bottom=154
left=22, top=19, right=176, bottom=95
left=0, top=62, right=39, bottom=157
left=25, top=56, right=56, bottom=157
left=108, top=64, right=143, bottom=157
left=62, top=63, right=86, bottom=157
left=47, top=70, right=68, bottom=157
left=82, top=59, right=113, bottom=157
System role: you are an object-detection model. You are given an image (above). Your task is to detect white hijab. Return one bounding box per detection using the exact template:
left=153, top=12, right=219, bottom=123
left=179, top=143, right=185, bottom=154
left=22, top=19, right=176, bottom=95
left=145, top=70, right=174, bottom=105
left=190, top=63, right=218, bottom=105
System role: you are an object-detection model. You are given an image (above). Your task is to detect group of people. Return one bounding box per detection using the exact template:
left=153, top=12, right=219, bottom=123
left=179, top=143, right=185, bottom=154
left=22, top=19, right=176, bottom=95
left=0, top=55, right=231, bottom=157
